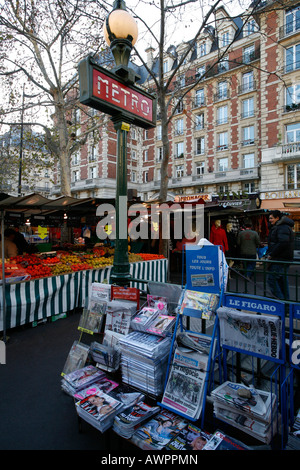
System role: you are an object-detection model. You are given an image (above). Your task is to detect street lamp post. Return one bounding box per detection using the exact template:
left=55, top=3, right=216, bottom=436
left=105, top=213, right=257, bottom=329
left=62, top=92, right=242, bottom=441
left=78, top=0, right=156, bottom=287
left=103, top=0, right=139, bottom=286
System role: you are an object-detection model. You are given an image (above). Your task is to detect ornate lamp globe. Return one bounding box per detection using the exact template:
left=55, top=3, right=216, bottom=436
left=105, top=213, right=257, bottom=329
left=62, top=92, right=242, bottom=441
left=103, top=0, right=138, bottom=71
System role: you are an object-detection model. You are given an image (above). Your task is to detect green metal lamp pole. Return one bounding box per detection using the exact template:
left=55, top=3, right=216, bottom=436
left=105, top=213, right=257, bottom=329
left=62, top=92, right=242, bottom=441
left=110, top=115, right=133, bottom=285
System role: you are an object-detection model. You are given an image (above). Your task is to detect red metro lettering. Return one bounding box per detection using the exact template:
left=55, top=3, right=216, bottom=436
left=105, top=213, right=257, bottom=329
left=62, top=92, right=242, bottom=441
left=93, top=69, right=152, bottom=120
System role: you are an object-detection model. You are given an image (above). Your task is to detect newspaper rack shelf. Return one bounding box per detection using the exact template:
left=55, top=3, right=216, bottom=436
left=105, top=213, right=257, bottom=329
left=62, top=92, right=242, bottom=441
left=217, top=292, right=287, bottom=448
left=158, top=243, right=226, bottom=427
left=286, top=303, right=300, bottom=437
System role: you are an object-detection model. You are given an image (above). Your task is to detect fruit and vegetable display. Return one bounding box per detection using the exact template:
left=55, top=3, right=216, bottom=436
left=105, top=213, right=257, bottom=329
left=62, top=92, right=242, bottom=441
left=0, top=247, right=165, bottom=281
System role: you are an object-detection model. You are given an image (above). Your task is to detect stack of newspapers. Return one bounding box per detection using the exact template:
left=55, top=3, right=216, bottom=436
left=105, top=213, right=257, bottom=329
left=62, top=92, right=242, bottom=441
left=211, top=381, right=278, bottom=444
left=113, top=401, right=160, bottom=439
left=61, top=365, right=106, bottom=397
left=160, top=331, right=215, bottom=420
left=119, top=331, right=171, bottom=396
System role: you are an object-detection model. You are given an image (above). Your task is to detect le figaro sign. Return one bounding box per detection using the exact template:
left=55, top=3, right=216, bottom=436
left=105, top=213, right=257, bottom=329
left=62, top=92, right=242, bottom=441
left=78, top=56, right=156, bottom=129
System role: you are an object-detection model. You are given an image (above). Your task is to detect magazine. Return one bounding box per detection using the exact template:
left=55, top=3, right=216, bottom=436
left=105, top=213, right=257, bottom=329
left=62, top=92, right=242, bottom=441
left=165, top=423, right=211, bottom=451
left=61, top=365, right=106, bottom=396
left=113, top=402, right=160, bottom=439
left=146, top=313, right=176, bottom=336
left=131, top=409, right=187, bottom=450
left=61, top=340, right=90, bottom=376
left=161, top=331, right=215, bottom=419
left=105, top=300, right=137, bottom=335
left=203, top=430, right=250, bottom=450
left=147, top=295, right=168, bottom=312
left=75, top=390, right=124, bottom=433
left=179, top=290, right=219, bottom=320
left=90, top=282, right=111, bottom=302
left=217, top=307, right=282, bottom=358
left=78, top=307, right=105, bottom=335
left=74, top=376, right=119, bottom=400
left=131, top=307, right=159, bottom=332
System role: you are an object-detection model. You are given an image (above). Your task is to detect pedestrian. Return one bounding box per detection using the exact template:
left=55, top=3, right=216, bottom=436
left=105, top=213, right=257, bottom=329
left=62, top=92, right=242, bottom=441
left=237, top=221, right=260, bottom=279
left=266, top=210, right=294, bottom=300
left=209, top=219, right=228, bottom=252
left=0, top=228, right=18, bottom=259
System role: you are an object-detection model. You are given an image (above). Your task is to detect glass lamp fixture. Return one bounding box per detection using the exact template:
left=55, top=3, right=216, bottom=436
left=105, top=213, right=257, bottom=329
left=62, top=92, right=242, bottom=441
left=103, top=0, right=139, bottom=83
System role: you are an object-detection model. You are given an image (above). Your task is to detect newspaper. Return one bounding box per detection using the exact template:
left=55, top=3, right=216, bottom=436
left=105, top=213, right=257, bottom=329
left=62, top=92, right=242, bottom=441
left=180, top=290, right=219, bottom=320
left=78, top=307, right=105, bottom=334
left=211, top=381, right=274, bottom=420
left=217, top=306, right=282, bottom=358
left=90, top=282, right=111, bottom=302
left=161, top=332, right=215, bottom=420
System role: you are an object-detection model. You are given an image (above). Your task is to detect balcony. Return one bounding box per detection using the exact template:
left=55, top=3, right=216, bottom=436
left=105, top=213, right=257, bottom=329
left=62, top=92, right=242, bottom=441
left=279, top=22, right=300, bottom=40
left=238, top=80, right=257, bottom=95
left=274, top=141, right=300, bottom=162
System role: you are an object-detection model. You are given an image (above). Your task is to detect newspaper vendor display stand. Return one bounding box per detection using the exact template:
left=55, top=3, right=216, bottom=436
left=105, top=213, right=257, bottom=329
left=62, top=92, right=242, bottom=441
left=216, top=293, right=287, bottom=447
left=158, top=243, right=227, bottom=427
left=283, top=302, right=300, bottom=448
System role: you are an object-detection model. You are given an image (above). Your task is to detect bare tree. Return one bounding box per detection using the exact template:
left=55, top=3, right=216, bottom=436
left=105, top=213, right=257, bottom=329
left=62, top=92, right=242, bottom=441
left=0, top=0, right=108, bottom=196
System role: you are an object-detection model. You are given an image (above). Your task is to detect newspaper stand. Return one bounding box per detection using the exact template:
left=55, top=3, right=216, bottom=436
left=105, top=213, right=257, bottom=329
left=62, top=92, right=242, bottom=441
left=283, top=302, right=300, bottom=445
left=158, top=244, right=226, bottom=427
left=219, top=293, right=287, bottom=448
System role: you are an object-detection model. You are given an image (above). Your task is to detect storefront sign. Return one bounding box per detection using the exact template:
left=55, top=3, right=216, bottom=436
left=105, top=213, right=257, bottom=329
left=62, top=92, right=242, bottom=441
left=223, top=294, right=285, bottom=315
left=78, top=56, right=156, bottom=129
left=262, top=190, right=300, bottom=199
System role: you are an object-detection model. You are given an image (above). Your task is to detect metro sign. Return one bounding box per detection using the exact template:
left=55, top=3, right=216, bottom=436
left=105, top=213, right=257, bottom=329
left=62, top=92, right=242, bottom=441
left=78, top=56, right=156, bottom=129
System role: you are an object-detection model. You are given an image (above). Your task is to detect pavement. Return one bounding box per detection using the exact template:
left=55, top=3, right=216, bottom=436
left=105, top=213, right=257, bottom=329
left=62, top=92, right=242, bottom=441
left=0, top=310, right=138, bottom=451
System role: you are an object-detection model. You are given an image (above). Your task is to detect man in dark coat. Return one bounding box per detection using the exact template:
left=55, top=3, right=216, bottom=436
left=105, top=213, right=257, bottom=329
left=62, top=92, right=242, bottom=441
left=266, top=210, right=294, bottom=300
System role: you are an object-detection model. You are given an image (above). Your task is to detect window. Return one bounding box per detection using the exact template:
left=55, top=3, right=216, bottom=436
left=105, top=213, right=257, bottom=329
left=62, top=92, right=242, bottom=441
left=286, top=122, right=300, bottom=142
left=217, top=131, right=228, bottom=150
left=89, top=166, right=96, bottom=179
left=286, top=163, right=300, bottom=189
left=218, top=158, right=228, bottom=171
left=131, top=150, right=137, bottom=160
left=285, top=43, right=300, bottom=72
left=243, top=152, right=255, bottom=168
left=196, top=162, right=205, bottom=175
left=198, top=42, right=206, bottom=57
left=175, top=141, right=184, bottom=158
left=163, top=60, right=168, bottom=73
left=196, top=65, right=205, bottom=78
left=244, top=19, right=257, bottom=36
left=175, top=165, right=184, bottom=178
left=175, top=118, right=184, bottom=135
left=157, top=147, right=163, bottom=161
left=195, top=137, right=205, bottom=155
left=144, top=150, right=148, bottom=162
left=73, top=151, right=80, bottom=165
left=243, top=44, right=255, bottom=63
left=241, top=71, right=254, bottom=93
left=75, top=109, right=81, bottom=136
left=285, top=6, right=300, bottom=36
left=144, top=171, right=149, bottom=183
left=217, top=105, right=228, bottom=125
left=175, top=99, right=184, bottom=114
left=195, top=113, right=204, bottom=130
left=244, top=182, right=256, bottom=193
left=218, top=56, right=229, bottom=73
left=131, top=128, right=137, bottom=140
left=178, top=74, right=185, bottom=88
left=156, top=124, right=162, bottom=140
left=242, top=125, right=255, bottom=146
left=195, top=88, right=205, bottom=107
left=286, top=84, right=300, bottom=107
left=217, top=81, right=228, bottom=100
left=88, top=131, right=97, bottom=161
left=73, top=170, right=79, bottom=182
left=242, top=97, right=254, bottom=118
left=131, top=170, right=136, bottom=182
left=222, top=31, right=230, bottom=47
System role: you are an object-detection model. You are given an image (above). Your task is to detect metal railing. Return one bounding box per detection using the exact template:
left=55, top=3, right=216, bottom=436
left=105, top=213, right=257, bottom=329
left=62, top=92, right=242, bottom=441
left=226, top=257, right=300, bottom=303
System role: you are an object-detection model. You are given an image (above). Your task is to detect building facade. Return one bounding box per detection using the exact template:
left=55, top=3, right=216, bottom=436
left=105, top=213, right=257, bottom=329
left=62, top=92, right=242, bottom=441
left=52, top=0, right=300, bottom=234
